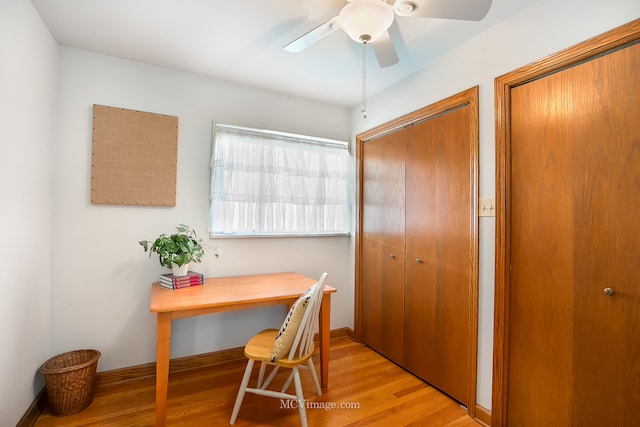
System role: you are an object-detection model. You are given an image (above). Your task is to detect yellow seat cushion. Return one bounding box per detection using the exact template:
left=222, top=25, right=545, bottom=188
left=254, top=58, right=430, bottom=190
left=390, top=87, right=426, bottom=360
left=269, top=284, right=315, bottom=362
left=245, top=329, right=314, bottom=368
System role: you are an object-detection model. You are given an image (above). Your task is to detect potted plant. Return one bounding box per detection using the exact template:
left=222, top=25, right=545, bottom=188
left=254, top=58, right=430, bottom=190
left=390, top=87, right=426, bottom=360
left=139, top=224, right=221, bottom=276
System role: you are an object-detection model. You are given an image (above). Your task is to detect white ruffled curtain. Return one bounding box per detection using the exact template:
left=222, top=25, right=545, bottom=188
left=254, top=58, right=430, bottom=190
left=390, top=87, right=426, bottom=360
left=209, top=127, right=351, bottom=235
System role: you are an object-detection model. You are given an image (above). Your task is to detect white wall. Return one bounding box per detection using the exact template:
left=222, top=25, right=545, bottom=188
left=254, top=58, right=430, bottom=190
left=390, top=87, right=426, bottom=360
left=50, top=47, right=353, bottom=373
left=6, top=1, right=638, bottom=423
left=0, top=0, right=58, bottom=424
left=351, top=0, right=640, bottom=410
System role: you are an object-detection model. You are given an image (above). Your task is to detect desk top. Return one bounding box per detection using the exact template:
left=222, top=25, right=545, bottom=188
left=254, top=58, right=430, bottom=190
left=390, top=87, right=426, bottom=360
left=150, top=271, right=336, bottom=314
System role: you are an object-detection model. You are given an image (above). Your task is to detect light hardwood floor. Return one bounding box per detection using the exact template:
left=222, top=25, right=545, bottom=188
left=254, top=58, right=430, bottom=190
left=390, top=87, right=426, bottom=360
left=34, top=337, right=483, bottom=426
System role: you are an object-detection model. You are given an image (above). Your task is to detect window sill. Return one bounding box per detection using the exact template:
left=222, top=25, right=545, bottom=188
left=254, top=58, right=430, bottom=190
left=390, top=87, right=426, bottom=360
left=209, top=232, right=351, bottom=239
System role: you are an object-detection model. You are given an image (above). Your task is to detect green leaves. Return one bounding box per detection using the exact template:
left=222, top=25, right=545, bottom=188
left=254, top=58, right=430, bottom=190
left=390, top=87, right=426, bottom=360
left=138, top=240, right=149, bottom=251
left=139, top=225, right=220, bottom=269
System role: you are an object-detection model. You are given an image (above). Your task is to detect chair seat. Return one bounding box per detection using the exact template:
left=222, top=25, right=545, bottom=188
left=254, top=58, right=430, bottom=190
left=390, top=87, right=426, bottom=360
left=245, top=329, right=315, bottom=368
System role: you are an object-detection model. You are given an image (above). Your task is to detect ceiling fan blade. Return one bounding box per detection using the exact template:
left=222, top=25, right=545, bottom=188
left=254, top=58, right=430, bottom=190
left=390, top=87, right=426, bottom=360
left=371, top=31, right=399, bottom=68
left=284, top=16, right=341, bottom=53
left=394, top=0, right=493, bottom=21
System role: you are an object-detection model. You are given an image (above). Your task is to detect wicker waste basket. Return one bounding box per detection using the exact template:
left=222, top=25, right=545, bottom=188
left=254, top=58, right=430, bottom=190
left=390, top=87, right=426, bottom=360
left=39, top=349, right=101, bottom=416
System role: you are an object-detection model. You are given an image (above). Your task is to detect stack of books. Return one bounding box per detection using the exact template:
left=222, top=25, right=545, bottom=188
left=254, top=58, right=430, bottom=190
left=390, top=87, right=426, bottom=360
left=160, top=271, right=204, bottom=290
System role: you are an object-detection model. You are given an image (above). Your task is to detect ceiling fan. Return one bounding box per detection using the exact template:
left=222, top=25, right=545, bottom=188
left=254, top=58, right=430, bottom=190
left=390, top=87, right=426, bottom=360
left=284, top=0, right=493, bottom=68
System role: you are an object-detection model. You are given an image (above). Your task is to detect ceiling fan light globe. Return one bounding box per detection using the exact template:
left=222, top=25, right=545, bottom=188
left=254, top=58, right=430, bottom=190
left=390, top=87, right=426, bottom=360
left=339, top=0, right=394, bottom=44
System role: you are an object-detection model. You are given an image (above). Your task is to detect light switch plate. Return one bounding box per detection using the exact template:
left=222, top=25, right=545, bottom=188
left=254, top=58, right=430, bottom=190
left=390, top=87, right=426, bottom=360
left=479, top=198, right=495, bottom=217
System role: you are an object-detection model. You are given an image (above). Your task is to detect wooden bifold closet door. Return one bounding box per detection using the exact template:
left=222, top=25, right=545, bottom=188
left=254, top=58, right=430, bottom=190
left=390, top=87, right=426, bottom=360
left=493, top=20, right=640, bottom=427
left=357, top=88, right=479, bottom=411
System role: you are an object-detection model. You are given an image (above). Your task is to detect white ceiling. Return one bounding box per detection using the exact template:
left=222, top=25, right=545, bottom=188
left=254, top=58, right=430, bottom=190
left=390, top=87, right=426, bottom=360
left=31, top=0, right=537, bottom=107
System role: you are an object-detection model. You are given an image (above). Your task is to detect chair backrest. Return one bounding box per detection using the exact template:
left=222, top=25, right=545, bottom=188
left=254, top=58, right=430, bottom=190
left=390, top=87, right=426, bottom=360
left=287, top=272, right=328, bottom=361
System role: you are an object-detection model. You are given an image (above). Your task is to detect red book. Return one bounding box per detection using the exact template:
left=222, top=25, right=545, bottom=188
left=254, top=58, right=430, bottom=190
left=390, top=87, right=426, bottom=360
left=171, top=280, right=203, bottom=289
left=159, top=281, right=203, bottom=290
left=159, top=272, right=204, bottom=288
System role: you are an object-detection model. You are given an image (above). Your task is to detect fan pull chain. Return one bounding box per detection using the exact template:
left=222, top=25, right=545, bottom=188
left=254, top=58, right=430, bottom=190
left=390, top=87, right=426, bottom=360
left=361, top=40, right=367, bottom=119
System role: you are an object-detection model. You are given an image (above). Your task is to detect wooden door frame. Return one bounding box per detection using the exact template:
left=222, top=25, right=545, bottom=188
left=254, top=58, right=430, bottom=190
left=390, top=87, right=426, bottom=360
left=354, top=86, right=479, bottom=416
left=492, top=19, right=640, bottom=427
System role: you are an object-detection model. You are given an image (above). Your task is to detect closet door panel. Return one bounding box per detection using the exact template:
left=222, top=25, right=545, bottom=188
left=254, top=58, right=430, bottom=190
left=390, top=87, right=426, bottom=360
left=569, top=43, right=640, bottom=427
left=361, top=131, right=406, bottom=364
left=403, top=106, right=474, bottom=405
left=508, top=66, right=574, bottom=427
left=507, top=41, right=640, bottom=426
left=404, top=116, right=437, bottom=380
left=432, top=107, right=473, bottom=405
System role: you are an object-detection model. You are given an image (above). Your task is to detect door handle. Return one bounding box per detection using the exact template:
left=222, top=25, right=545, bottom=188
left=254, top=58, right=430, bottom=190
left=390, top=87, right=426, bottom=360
left=389, top=253, right=396, bottom=260
left=604, top=287, right=615, bottom=296
left=415, top=258, right=423, bottom=264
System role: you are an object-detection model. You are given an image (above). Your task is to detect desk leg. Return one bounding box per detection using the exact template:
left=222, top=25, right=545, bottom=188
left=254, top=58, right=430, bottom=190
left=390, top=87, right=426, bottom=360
left=318, top=293, right=331, bottom=388
left=156, top=312, right=171, bottom=427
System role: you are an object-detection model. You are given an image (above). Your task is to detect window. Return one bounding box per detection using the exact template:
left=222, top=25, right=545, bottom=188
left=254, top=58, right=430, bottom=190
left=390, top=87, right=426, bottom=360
left=209, top=124, right=352, bottom=237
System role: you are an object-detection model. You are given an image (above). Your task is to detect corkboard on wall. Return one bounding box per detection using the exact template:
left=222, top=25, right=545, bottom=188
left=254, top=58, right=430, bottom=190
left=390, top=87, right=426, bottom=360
left=91, top=104, right=178, bottom=206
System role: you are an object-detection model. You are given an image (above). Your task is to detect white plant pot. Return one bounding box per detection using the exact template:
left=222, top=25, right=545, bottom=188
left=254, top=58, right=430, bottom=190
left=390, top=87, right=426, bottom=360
left=171, top=262, right=190, bottom=277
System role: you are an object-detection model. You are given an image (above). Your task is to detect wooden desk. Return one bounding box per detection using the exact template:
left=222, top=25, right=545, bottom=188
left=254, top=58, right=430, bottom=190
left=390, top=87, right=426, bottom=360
left=150, top=272, right=336, bottom=427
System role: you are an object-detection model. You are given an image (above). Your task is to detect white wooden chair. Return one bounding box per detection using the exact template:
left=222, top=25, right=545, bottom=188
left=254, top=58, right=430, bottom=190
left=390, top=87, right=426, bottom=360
left=230, top=272, right=328, bottom=427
